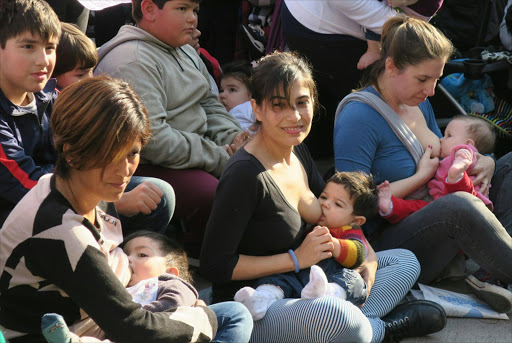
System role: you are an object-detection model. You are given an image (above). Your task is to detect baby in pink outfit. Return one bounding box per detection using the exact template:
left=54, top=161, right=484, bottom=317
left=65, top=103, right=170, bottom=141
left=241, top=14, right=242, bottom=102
left=379, top=115, right=496, bottom=223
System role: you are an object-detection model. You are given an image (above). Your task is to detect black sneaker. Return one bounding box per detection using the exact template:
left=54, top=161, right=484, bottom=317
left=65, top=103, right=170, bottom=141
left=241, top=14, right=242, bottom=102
left=465, top=268, right=512, bottom=313
left=382, top=300, right=447, bottom=342
left=239, top=23, right=266, bottom=60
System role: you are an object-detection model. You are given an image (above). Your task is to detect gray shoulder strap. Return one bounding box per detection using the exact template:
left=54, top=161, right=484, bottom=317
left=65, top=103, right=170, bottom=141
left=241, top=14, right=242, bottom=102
left=335, top=91, right=432, bottom=201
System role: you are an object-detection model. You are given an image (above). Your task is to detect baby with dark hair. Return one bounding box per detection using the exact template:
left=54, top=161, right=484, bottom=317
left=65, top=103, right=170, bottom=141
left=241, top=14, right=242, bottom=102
left=235, top=172, right=379, bottom=321
left=42, top=231, right=201, bottom=342
left=218, top=61, right=256, bottom=132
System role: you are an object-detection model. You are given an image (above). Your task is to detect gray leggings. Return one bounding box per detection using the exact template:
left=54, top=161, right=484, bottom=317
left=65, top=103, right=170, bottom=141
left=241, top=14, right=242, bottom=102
left=372, top=152, right=512, bottom=284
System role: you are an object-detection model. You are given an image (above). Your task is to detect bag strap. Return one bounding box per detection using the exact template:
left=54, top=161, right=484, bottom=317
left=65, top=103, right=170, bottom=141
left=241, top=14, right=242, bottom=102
left=335, top=91, right=432, bottom=201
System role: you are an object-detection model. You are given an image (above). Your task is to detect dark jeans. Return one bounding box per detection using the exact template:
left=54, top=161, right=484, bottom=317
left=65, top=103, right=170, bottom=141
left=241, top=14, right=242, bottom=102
left=254, top=258, right=367, bottom=306
left=490, top=151, right=512, bottom=236
left=120, top=176, right=175, bottom=236
left=371, top=153, right=512, bottom=284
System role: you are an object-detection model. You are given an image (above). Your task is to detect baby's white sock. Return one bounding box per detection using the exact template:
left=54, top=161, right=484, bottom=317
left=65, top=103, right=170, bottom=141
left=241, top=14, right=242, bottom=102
left=234, top=284, right=284, bottom=321
left=328, top=282, right=347, bottom=300
left=301, top=265, right=329, bottom=299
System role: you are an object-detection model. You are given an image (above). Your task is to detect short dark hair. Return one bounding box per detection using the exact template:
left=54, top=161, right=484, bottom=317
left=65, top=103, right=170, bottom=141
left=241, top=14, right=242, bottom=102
left=327, top=171, right=379, bottom=220
left=132, top=0, right=201, bottom=22
left=122, top=231, right=193, bottom=284
left=52, top=23, right=97, bottom=77
left=451, top=115, right=496, bottom=155
left=51, top=76, right=151, bottom=178
left=0, top=0, right=61, bottom=49
left=220, top=60, right=253, bottom=95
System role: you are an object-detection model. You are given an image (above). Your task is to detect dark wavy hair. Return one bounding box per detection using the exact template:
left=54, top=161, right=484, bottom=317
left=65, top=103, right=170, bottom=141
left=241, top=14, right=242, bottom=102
left=326, top=171, right=379, bottom=220
left=251, top=51, right=318, bottom=111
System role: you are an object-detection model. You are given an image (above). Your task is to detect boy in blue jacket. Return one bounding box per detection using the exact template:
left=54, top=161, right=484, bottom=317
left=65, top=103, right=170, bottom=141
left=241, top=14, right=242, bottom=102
left=0, top=0, right=175, bottom=235
left=0, top=0, right=61, bottom=226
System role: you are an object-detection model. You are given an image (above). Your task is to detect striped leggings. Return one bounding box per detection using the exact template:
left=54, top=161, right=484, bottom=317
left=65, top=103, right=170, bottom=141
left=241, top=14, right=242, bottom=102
left=250, top=249, right=420, bottom=343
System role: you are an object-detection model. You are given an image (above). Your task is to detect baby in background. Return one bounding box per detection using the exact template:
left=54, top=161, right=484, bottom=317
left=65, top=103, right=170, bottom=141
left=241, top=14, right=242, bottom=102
left=218, top=61, right=256, bottom=132
left=51, top=22, right=97, bottom=90
left=359, top=0, right=444, bottom=70
left=378, top=115, right=496, bottom=224
left=235, top=172, right=379, bottom=321
left=42, top=231, right=199, bottom=343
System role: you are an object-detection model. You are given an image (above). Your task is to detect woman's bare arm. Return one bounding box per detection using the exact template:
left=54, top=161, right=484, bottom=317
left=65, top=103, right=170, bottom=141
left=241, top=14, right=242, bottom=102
left=232, top=226, right=334, bottom=280
left=390, top=147, right=439, bottom=198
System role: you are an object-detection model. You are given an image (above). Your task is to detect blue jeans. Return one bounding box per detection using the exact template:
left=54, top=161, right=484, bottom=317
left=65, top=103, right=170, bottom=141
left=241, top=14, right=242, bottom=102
left=120, top=176, right=175, bottom=236
left=209, top=301, right=253, bottom=343
left=255, top=258, right=367, bottom=306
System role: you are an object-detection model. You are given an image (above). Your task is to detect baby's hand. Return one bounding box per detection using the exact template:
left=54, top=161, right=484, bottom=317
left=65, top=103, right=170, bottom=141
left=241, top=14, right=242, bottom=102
left=331, top=236, right=341, bottom=259
left=447, top=148, right=473, bottom=183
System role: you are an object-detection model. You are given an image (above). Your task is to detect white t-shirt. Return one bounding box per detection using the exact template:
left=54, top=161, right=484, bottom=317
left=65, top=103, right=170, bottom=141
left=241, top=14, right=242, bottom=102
left=284, top=0, right=398, bottom=40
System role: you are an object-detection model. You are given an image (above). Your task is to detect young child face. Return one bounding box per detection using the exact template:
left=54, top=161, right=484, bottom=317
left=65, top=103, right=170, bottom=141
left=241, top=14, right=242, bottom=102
left=56, top=66, right=93, bottom=89
left=317, top=182, right=358, bottom=229
left=440, top=119, right=471, bottom=158
left=219, top=76, right=251, bottom=112
left=123, top=236, right=168, bottom=287
left=0, top=31, right=57, bottom=105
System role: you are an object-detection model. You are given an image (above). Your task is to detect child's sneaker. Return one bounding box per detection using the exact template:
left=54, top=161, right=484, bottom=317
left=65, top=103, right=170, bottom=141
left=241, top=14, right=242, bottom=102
left=465, top=268, right=512, bottom=313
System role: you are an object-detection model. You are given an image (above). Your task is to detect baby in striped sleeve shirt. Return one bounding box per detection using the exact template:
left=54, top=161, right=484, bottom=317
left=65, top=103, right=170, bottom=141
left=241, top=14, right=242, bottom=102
left=235, top=172, right=379, bottom=321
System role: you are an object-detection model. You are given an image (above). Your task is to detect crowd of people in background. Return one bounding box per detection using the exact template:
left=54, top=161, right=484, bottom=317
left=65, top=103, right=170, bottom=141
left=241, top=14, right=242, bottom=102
left=1, top=0, right=512, bottom=342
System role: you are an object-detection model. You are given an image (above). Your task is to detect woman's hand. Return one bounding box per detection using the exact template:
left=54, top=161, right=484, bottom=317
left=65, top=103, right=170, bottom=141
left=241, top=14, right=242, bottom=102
left=354, top=242, right=378, bottom=297
left=416, top=147, right=439, bottom=183
left=469, top=153, right=495, bottom=196
left=294, top=226, right=333, bottom=269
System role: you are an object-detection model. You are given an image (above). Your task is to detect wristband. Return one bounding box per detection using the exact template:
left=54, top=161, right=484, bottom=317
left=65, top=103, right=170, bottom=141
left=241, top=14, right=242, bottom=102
left=288, top=249, right=300, bottom=273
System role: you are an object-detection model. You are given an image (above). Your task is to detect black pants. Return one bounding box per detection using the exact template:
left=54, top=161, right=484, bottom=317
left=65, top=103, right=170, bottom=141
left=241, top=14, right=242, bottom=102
left=44, top=0, right=89, bottom=33
left=281, top=3, right=366, bottom=158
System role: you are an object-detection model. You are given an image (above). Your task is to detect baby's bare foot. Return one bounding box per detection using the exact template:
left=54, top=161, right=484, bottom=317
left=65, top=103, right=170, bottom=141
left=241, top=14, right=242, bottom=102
left=447, top=149, right=473, bottom=183
left=377, top=181, right=392, bottom=214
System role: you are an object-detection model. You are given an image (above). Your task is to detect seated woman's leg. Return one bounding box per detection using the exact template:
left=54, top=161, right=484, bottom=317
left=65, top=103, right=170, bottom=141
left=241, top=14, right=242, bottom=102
left=371, top=192, right=512, bottom=285
left=209, top=302, right=253, bottom=343
left=490, top=151, right=512, bottom=236
left=135, top=166, right=218, bottom=252
left=120, top=176, right=176, bottom=236
left=361, top=249, right=420, bottom=342
left=250, top=297, right=372, bottom=343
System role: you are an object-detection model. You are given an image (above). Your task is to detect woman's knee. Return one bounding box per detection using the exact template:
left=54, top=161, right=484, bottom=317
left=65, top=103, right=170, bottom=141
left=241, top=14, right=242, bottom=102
left=252, top=298, right=372, bottom=342
left=378, top=249, right=420, bottom=285
left=431, top=192, right=486, bottom=215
